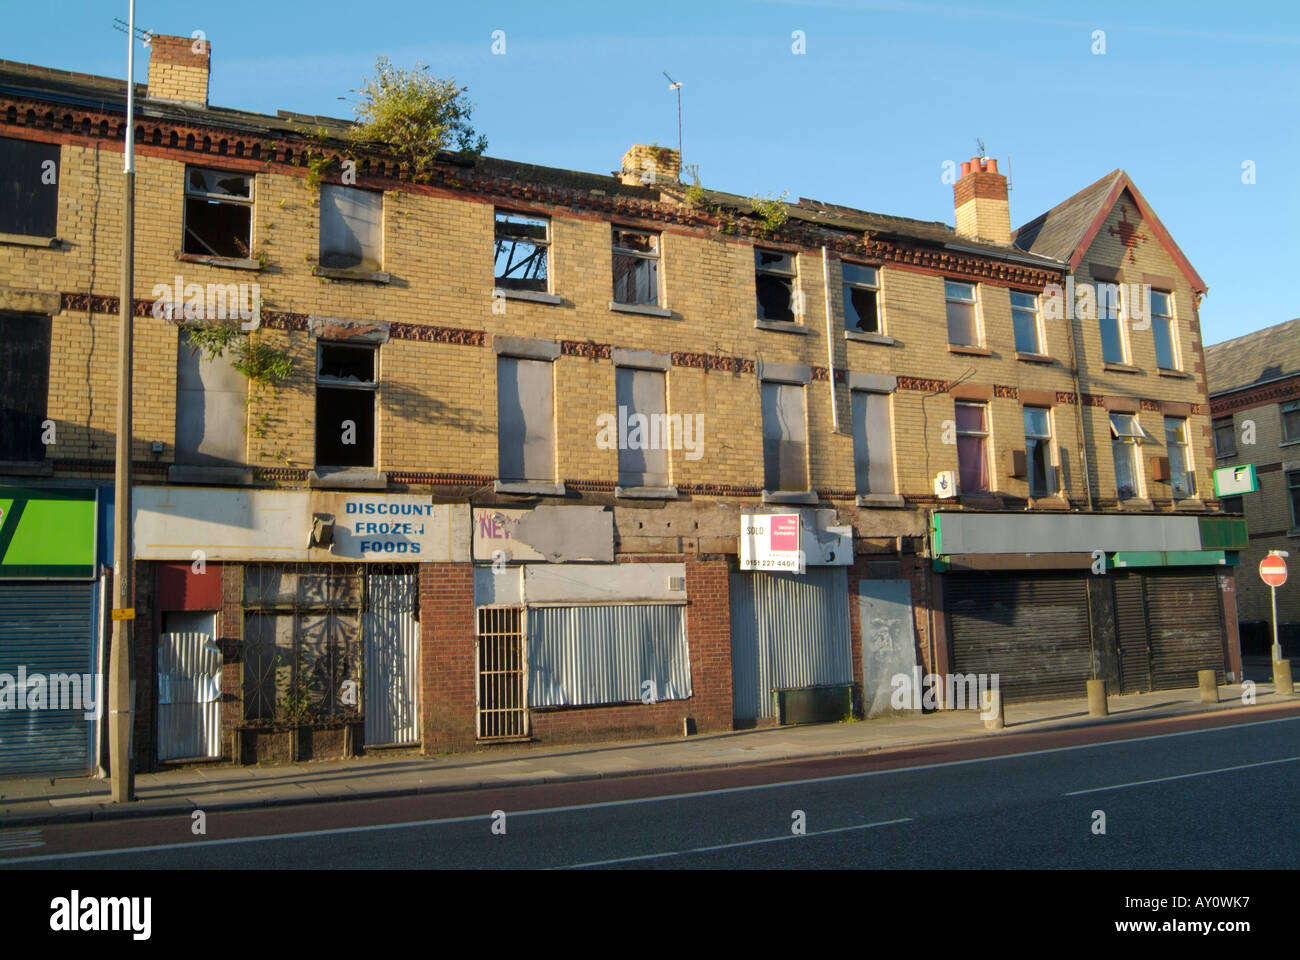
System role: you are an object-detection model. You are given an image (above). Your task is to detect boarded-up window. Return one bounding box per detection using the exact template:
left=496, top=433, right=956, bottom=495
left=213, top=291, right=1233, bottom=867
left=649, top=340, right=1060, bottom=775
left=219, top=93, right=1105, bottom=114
left=615, top=366, right=669, bottom=487
left=183, top=167, right=253, bottom=258
left=319, top=185, right=383, bottom=271
left=497, top=356, right=555, bottom=482
left=528, top=604, right=691, bottom=707
left=761, top=380, right=808, bottom=492
left=176, top=329, right=246, bottom=466
left=315, top=342, right=377, bottom=468
left=0, top=312, right=51, bottom=462
left=851, top=390, right=894, bottom=494
left=0, top=137, right=59, bottom=237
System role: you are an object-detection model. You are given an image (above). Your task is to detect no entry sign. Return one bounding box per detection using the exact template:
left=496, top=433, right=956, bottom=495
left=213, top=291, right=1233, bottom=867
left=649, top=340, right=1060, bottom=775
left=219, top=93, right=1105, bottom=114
left=1259, top=554, right=1288, bottom=588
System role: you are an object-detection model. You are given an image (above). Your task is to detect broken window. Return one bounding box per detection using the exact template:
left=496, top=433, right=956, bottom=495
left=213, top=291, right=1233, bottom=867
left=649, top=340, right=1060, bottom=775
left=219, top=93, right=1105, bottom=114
left=761, top=380, right=808, bottom=492
left=175, top=328, right=246, bottom=467
left=315, top=342, right=377, bottom=468
left=851, top=389, right=894, bottom=494
left=1011, top=290, right=1042, bottom=354
left=0, top=136, right=59, bottom=237
left=842, top=263, right=880, bottom=334
left=0, top=312, right=51, bottom=462
left=1151, top=290, right=1177, bottom=370
left=183, top=166, right=254, bottom=258
left=755, top=248, right=797, bottom=322
left=611, top=227, right=660, bottom=306
left=1024, top=406, right=1055, bottom=497
left=955, top=401, right=990, bottom=494
left=497, top=356, right=555, bottom=482
left=1165, top=416, right=1195, bottom=499
left=615, top=366, right=669, bottom=487
left=945, top=280, right=979, bottom=347
left=319, top=185, right=383, bottom=271
left=494, top=211, right=549, bottom=292
left=1110, top=412, right=1149, bottom=500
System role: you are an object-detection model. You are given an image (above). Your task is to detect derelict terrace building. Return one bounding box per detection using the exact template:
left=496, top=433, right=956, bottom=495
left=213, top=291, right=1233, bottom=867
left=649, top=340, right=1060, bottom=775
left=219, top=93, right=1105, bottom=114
left=0, top=35, right=1245, bottom=776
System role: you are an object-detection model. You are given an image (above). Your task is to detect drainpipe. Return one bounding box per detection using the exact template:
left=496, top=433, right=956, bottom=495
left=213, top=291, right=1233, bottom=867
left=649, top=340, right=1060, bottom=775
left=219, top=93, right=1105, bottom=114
left=821, top=246, right=841, bottom=434
left=1065, top=272, right=1094, bottom=511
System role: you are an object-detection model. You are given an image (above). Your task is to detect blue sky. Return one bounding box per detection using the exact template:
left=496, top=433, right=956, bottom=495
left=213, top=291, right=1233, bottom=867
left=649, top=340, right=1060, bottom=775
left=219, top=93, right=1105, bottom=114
left=4, top=0, right=1297, bottom=345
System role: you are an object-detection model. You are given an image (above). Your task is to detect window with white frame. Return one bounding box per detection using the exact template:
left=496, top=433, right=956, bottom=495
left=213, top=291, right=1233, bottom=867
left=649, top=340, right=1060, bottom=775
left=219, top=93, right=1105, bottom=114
left=843, top=263, right=881, bottom=334
left=183, top=166, right=254, bottom=259
left=1213, top=416, right=1236, bottom=458
left=1099, top=283, right=1126, bottom=364
left=851, top=389, right=894, bottom=494
left=955, top=401, right=990, bottom=494
left=761, top=380, right=808, bottom=491
left=755, top=248, right=798, bottom=323
left=1110, top=412, right=1149, bottom=499
left=1023, top=406, right=1055, bottom=497
left=1282, top=400, right=1300, bottom=444
left=1164, top=416, right=1195, bottom=499
left=611, top=227, right=661, bottom=307
left=494, top=211, right=550, bottom=292
left=320, top=185, right=383, bottom=271
left=1011, top=291, right=1043, bottom=354
left=1151, top=290, right=1178, bottom=370
left=497, top=356, right=555, bottom=482
left=945, top=280, right=980, bottom=347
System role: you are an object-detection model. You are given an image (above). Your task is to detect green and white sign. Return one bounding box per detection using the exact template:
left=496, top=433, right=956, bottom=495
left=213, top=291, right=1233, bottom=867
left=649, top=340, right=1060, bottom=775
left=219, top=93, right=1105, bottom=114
left=1213, top=464, right=1258, bottom=497
left=0, top=487, right=97, bottom=579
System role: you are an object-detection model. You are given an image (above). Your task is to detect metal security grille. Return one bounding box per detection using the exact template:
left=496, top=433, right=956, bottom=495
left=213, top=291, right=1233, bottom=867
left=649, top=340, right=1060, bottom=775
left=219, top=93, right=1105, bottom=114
left=476, top=606, right=528, bottom=740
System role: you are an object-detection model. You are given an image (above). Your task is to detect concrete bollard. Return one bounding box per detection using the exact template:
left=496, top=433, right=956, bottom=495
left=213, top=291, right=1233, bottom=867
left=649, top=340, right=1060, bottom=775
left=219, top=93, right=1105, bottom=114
left=1087, top=678, right=1108, bottom=717
left=1274, top=660, right=1294, bottom=696
left=1198, top=669, right=1219, bottom=704
left=981, top=688, right=1004, bottom=730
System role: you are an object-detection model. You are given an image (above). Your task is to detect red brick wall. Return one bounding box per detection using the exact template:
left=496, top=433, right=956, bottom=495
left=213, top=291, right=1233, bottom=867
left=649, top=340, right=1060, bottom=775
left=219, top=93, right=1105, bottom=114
left=1218, top=569, right=1243, bottom=681
left=420, top=562, right=476, bottom=754
left=218, top=563, right=242, bottom=761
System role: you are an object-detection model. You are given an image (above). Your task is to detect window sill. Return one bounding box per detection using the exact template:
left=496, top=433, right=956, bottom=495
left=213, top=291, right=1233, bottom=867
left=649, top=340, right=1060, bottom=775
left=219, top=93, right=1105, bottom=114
left=845, top=330, right=896, bottom=346
left=176, top=252, right=261, bottom=271
left=1215, top=452, right=1238, bottom=461
left=856, top=493, right=905, bottom=508
left=494, top=480, right=567, bottom=496
left=1117, top=497, right=1154, bottom=510
left=1279, top=439, right=1300, bottom=448
left=314, top=266, right=391, bottom=284
left=1157, top=367, right=1192, bottom=379
left=616, top=484, right=679, bottom=500
left=1173, top=498, right=1206, bottom=511
left=762, top=489, right=818, bottom=504
left=948, top=344, right=991, bottom=356
left=168, top=465, right=253, bottom=485
left=308, top=468, right=388, bottom=490
left=1028, top=496, right=1071, bottom=511
left=609, top=301, right=672, bottom=318
left=1288, top=529, right=1300, bottom=539
left=959, top=494, right=1003, bottom=509
left=1015, top=351, right=1055, bottom=365
left=1103, top=362, right=1142, bottom=374
left=498, top=288, right=562, bottom=306
left=0, top=460, right=52, bottom=477
left=755, top=319, right=814, bottom=335
left=0, top=232, right=61, bottom=249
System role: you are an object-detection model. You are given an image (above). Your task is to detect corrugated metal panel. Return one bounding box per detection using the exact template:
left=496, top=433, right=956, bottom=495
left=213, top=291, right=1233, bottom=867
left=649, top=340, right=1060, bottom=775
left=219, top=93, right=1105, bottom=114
left=1113, top=574, right=1151, bottom=694
left=946, top=572, right=1092, bottom=703
left=528, top=604, right=690, bottom=707
left=730, top=568, right=852, bottom=720
left=0, top=583, right=94, bottom=776
left=1146, top=571, right=1224, bottom=690
left=157, top=631, right=221, bottom=761
left=364, top=573, right=420, bottom=745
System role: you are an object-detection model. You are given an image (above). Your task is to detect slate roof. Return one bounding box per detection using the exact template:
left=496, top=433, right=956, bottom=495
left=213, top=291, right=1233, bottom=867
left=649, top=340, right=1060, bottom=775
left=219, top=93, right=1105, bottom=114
left=1204, top=317, right=1300, bottom=396
left=1012, top=170, right=1124, bottom=262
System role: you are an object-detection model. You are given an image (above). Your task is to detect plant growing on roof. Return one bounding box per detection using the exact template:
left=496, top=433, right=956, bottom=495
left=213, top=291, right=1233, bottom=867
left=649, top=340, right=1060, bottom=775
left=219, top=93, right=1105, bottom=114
left=350, top=56, right=488, bottom=182
left=750, top=191, right=790, bottom=238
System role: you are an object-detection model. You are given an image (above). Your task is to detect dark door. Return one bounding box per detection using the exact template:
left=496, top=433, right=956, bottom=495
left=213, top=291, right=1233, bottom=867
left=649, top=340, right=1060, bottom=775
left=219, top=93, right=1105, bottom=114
left=1113, top=574, right=1152, bottom=694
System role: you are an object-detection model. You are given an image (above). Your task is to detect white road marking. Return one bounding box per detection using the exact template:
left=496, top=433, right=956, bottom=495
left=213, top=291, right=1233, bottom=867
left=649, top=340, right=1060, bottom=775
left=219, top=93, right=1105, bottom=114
left=0, top=830, right=43, bottom=851
left=1, top=714, right=1296, bottom=865
left=557, top=817, right=913, bottom=869
left=1064, top=755, right=1300, bottom=796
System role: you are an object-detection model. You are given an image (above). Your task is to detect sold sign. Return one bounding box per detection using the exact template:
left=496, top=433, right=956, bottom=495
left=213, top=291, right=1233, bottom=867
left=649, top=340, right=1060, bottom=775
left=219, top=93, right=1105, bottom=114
left=1259, top=554, right=1287, bottom=588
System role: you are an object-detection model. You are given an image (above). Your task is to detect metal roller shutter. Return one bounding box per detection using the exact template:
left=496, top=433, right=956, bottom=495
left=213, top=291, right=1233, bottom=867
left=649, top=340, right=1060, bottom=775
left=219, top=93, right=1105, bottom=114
left=1113, top=574, right=1151, bottom=694
left=0, top=583, right=95, bottom=776
left=946, top=572, right=1092, bottom=703
left=1144, top=571, right=1225, bottom=689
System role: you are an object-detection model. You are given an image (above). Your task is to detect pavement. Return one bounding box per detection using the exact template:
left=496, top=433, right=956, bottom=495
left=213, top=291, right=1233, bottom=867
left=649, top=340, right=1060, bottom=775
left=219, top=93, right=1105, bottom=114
left=1, top=679, right=1296, bottom=829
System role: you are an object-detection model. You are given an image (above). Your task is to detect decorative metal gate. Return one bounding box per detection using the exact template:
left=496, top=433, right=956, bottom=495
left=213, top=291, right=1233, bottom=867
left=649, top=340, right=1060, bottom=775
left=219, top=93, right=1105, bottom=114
left=363, top=571, right=419, bottom=746
left=476, top=606, right=528, bottom=739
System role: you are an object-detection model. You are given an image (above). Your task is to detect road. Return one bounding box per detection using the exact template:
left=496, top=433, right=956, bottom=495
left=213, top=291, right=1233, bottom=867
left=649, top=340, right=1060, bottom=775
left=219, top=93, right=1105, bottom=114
left=0, top=711, right=1296, bottom=870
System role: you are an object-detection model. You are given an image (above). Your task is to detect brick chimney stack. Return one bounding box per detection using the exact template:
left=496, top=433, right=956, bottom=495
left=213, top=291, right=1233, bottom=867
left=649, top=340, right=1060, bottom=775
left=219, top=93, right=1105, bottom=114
left=147, top=34, right=210, bottom=106
left=619, top=144, right=681, bottom=187
left=953, top=156, right=1010, bottom=245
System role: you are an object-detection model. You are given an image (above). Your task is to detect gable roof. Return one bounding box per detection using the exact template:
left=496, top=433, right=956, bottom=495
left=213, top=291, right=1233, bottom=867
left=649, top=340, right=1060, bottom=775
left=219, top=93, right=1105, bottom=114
left=1204, top=317, right=1300, bottom=396
left=1013, top=170, right=1207, bottom=294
